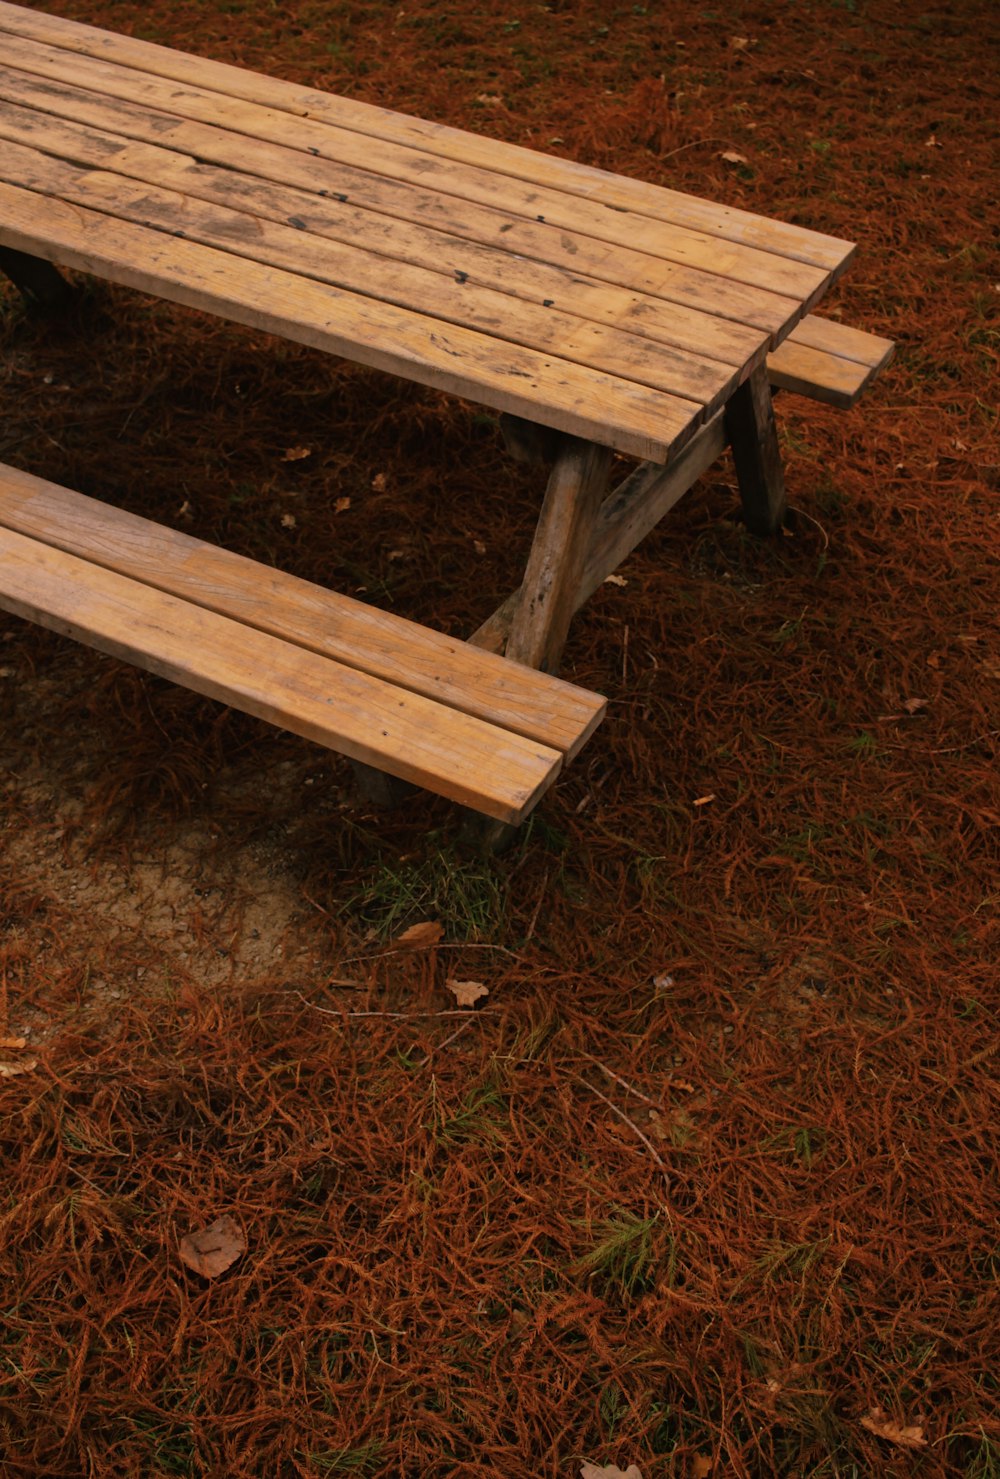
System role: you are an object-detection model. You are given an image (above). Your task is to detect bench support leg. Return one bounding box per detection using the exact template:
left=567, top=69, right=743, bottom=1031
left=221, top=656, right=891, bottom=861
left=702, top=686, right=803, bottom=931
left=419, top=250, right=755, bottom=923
left=724, top=363, right=787, bottom=535
left=0, top=247, right=75, bottom=313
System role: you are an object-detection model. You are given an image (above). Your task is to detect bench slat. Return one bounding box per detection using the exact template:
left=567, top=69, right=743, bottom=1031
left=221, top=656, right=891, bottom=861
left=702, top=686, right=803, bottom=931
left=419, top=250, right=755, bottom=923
left=0, top=135, right=741, bottom=410
left=0, top=0, right=854, bottom=276
left=0, top=464, right=605, bottom=763
left=783, top=314, right=895, bottom=370
left=0, top=180, right=701, bottom=465
left=0, top=32, right=835, bottom=311
left=0, top=524, right=568, bottom=824
left=0, top=91, right=770, bottom=374
left=767, top=316, right=894, bottom=408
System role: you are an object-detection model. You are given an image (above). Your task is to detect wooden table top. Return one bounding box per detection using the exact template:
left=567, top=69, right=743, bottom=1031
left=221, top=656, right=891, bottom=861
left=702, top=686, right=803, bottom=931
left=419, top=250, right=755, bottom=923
left=0, top=2, right=856, bottom=463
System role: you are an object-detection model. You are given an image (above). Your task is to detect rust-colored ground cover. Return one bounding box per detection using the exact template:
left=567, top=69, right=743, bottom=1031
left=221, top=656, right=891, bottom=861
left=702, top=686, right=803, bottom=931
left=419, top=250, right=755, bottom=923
left=1, top=1, right=997, bottom=1475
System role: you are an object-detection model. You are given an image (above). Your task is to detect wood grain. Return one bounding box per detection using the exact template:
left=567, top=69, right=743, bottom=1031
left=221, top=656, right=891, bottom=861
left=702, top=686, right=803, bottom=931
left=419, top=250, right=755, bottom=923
left=0, top=91, right=771, bottom=373
left=0, top=524, right=566, bottom=823
left=0, top=0, right=855, bottom=274
left=0, top=463, right=606, bottom=761
left=0, top=135, right=740, bottom=410
left=0, top=66, right=803, bottom=340
left=0, top=180, right=703, bottom=463
left=505, top=438, right=612, bottom=675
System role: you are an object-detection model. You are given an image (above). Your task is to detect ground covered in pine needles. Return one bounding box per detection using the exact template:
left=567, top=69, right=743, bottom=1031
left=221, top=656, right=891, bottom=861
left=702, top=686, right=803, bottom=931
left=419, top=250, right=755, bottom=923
left=1, top=0, right=997, bottom=1474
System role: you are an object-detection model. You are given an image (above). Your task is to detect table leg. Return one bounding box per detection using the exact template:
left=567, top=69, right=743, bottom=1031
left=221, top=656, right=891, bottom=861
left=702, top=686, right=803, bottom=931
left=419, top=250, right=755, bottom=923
left=504, top=435, right=612, bottom=675
left=463, top=434, right=611, bottom=852
left=0, top=247, right=74, bottom=313
left=724, top=362, right=787, bottom=535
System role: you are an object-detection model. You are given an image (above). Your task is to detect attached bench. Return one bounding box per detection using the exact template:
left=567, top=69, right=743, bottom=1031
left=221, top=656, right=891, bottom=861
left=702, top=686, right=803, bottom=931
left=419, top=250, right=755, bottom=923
left=767, top=315, right=895, bottom=409
left=0, top=463, right=605, bottom=826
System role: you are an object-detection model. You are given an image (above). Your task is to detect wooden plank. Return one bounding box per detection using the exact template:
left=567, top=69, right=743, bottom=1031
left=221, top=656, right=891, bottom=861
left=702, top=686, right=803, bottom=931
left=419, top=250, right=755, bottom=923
left=0, top=0, right=855, bottom=276
left=505, top=438, right=612, bottom=675
left=0, top=68, right=800, bottom=340
left=0, top=525, right=562, bottom=824
left=0, top=33, right=835, bottom=307
left=767, top=337, right=875, bottom=408
left=786, top=315, right=895, bottom=369
left=0, top=136, right=740, bottom=410
left=0, top=93, right=771, bottom=373
left=0, top=181, right=702, bottom=464
left=0, top=463, right=605, bottom=761
left=724, top=363, right=787, bottom=535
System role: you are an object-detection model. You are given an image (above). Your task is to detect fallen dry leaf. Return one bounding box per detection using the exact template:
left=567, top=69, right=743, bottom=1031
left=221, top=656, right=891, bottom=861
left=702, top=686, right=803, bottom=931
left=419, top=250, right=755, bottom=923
left=446, top=979, right=489, bottom=1007
left=860, top=1408, right=927, bottom=1450
left=0, top=1036, right=27, bottom=1050
left=580, top=1464, right=644, bottom=1479
left=729, top=34, right=750, bottom=49
left=334, top=496, right=351, bottom=513
left=394, top=921, right=444, bottom=950
left=603, top=573, right=628, bottom=587
left=0, top=1057, right=38, bottom=1077
left=371, top=471, right=387, bottom=492
left=280, top=513, right=297, bottom=529
left=720, top=149, right=749, bottom=165
left=178, top=1215, right=246, bottom=1279
left=692, top=1458, right=714, bottom=1479
left=280, top=445, right=312, bottom=461
left=693, top=793, right=717, bottom=807
left=903, top=697, right=929, bottom=713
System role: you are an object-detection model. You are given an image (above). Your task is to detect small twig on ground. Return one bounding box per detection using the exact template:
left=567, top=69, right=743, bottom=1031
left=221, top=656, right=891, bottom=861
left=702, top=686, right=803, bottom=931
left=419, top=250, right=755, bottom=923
left=571, top=1072, right=671, bottom=1189
left=294, top=992, right=497, bottom=1020
left=580, top=1053, right=663, bottom=1109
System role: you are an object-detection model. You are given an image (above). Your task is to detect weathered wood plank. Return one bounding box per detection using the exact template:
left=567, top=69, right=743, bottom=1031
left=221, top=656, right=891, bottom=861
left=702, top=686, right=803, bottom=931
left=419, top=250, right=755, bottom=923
left=0, top=0, right=855, bottom=275
left=785, top=314, right=895, bottom=369
left=0, top=68, right=801, bottom=340
left=0, top=136, right=740, bottom=410
left=0, top=92, right=773, bottom=372
left=0, top=33, right=835, bottom=307
left=724, top=363, right=787, bottom=534
left=0, top=180, right=702, bottom=463
left=767, top=337, right=876, bottom=408
left=0, top=525, right=563, bottom=823
left=0, top=462, right=605, bottom=760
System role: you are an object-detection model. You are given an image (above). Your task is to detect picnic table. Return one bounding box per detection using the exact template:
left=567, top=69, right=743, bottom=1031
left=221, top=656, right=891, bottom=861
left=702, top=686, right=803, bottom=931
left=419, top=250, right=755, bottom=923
left=0, top=2, right=893, bottom=836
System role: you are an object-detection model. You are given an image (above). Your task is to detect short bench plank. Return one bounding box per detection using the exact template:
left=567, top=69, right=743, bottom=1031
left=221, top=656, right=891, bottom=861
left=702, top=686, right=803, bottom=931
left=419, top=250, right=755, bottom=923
left=0, top=181, right=702, bottom=465
left=0, top=136, right=741, bottom=410
left=0, top=93, right=770, bottom=375
left=0, top=0, right=854, bottom=276
left=1, top=32, right=836, bottom=308
left=0, top=464, right=605, bottom=763
left=767, top=316, right=895, bottom=408
left=0, top=69, right=800, bottom=341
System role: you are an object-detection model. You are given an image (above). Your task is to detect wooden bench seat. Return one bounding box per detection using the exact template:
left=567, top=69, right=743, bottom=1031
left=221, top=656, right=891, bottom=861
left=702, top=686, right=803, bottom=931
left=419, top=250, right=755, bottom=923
left=0, top=463, right=606, bottom=825
left=767, top=315, right=895, bottom=408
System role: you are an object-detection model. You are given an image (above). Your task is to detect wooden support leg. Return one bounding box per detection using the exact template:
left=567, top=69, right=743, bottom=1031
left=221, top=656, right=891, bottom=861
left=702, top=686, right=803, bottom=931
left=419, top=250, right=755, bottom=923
left=504, top=435, right=613, bottom=675
left=0, top=247, right=74, bottom=313
left=463, top=434, right=612, bottom=852
left=724, top=362, right=787, bottom=535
